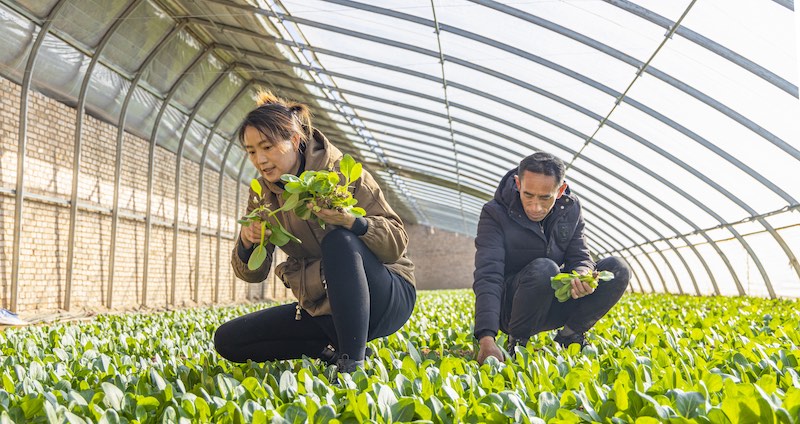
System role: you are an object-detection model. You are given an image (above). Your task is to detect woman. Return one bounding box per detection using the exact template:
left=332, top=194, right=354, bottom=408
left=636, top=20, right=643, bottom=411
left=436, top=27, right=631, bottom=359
left=214, top=92, right=416, bottom=373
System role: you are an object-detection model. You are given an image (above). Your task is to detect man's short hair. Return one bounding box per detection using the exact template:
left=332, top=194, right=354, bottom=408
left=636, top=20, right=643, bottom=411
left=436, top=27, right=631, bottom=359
left=518, top=152, right=566, bottom=184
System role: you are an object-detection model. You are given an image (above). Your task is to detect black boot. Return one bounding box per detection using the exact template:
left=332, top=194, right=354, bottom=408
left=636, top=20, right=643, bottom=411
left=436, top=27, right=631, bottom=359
left=554, top=331, right=587, bottom=349
left=320, top=345, right=373, bottom=366
left=335, top=354, right=364, bottom=373
left=506, top=336, right=528, bottom=358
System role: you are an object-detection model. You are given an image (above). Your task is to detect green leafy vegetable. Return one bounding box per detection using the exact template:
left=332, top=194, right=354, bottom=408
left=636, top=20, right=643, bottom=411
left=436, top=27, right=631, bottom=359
left=280, top=154, right=365, bottom=229
left=238, top=179, right=302, bottom=270
left=551, top=270, right=615, bottom=302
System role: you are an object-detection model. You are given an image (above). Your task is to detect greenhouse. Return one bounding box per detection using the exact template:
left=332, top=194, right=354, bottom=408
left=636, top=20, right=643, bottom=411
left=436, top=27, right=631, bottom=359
left=0, top=0, right=799, bottom=422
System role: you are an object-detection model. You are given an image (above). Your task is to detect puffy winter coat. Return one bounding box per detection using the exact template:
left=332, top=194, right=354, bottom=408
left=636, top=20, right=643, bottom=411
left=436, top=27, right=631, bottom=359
left=473, top=168, right=593, bottom=338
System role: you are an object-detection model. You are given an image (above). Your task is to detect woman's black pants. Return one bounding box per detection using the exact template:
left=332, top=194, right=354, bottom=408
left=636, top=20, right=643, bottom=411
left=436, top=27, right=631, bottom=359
left=214, top=228, right=416, bottom=362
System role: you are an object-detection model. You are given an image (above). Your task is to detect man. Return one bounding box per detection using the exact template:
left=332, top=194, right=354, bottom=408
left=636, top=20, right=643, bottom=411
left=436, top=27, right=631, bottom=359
left=473, top=151, right=630, bottom=364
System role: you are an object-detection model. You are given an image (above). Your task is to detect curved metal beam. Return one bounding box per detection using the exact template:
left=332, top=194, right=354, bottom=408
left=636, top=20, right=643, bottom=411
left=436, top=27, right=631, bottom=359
left=171, top=64, right=236, bottom=305
left=584, top=206, right=680, bottom=295
left=203, top=20, right=785, bottom=292
left=130, top=21, right=189, bottom=307
left=194, top=82, right=250, bottom=304
left=233, top=154, right=250, bottom=299
left=216, top=97, right=252, bottom=301
left=467, top=0, right=799, bottom=160
left=580, top=188, right=706, bottom=296
left=66, top=1, right=147, bottom=310
left=307, top=84, right=760, bottom=296
left=584, top=228, right=650, bottom=293
left=11, top=0, right=70, bottom=312
left=606, top=0, right=796, bottom=97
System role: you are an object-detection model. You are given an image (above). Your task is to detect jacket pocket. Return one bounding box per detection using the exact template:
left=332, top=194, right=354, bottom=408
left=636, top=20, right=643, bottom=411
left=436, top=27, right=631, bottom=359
left=275, top=257, right=331, bottom=316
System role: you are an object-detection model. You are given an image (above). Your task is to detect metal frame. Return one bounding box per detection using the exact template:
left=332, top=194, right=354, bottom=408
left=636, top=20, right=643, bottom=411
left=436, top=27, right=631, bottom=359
left=11, top=0, right=69, bottom=312
left=136, top=21, right=189, bottom=307
left=68, top=0, right=146, bottom=310
left=205, top=28, right=791, bottom=296
left=196, top=83, right=251, bottom=304
left=605, top=0, right=797, bottom=97
left=170, top=64, right=235, bottom=305
left=5, top=0, right=798, bottom=302
left=109, top=40, right=211, bottom=308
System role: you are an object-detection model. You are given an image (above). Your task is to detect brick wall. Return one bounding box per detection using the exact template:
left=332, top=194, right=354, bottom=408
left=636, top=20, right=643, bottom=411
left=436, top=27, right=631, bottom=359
left=0, top=76, right=291, bottom=313
left=406, top=224, right=476, bottom=290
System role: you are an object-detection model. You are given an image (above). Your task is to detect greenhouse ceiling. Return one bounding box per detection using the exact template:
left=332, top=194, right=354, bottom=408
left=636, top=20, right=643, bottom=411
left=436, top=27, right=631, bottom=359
left=1, top=0, right=799, bottom=298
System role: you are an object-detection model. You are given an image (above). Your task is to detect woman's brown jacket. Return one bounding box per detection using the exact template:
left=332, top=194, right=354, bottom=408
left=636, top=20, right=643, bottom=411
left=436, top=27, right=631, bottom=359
left=231, top=129, right=415, bottom=316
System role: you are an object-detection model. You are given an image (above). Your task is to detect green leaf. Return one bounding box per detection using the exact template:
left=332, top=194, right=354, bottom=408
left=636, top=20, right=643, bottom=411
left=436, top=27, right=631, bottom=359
left=101, top=382, right=124, bottom=410
left=538, top=391, right=559, bottom=420
left=250, top=179, right=262, bottom=197
left=284, top=404, right=307, bottom=424
left=98, top=409, right=120, bottom=424
left=785, top=387, right=800, bottom=419
left=285, top=181, right=304, bottom=194
left=313, top=405, right=336, bottom=424
left=248, top=244, right=268, bottom=270
left=350, top=207, right=366, bottom=217
left=269, top=228, right=291, bottom=247
left=279, top=371, right=297, bottom=402
left=340, top=154, right=355, bottom=182
left=673, top=390, right=705, bottom=418
left=282, top=193, right=300, bottom=212
left=327, top=172, right=340, bottom=187
left=390, top=398, right=415, bottom=422
left=597, top=270, right=614, bottom=281
left=19, top=395, right=44, bottom=420
left=349, top=163, right=362, bottom=184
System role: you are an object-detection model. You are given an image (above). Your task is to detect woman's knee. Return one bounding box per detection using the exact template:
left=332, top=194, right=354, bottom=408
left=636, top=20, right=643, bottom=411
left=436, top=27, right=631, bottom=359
left=213, top=323, right=237, bottom=361
left=321, top=228, right=359, bottom=253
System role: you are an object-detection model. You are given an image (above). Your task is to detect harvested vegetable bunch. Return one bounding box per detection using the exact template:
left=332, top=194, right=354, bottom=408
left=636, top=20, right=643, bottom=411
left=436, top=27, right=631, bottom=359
left=280, top=154, right=366, bottom=228
left=551, top=270, right=615, bottom=302
left=238, top=179, right=301, bottom=270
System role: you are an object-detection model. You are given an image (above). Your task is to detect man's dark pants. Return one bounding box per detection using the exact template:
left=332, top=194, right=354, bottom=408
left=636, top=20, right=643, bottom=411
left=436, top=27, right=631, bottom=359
left=499, top=257, right=631, bottom=340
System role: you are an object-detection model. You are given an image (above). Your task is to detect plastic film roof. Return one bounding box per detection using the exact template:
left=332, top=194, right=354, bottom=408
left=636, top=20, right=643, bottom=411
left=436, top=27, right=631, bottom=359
left=1, top=0, right=798, bottom=297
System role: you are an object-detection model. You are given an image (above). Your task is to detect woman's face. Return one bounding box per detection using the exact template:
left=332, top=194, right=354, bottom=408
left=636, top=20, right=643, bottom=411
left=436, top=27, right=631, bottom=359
left=243, top=126, right=301, bottom=183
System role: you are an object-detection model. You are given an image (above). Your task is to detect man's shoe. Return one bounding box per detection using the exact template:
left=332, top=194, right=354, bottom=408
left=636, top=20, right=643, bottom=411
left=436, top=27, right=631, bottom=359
left=335, top=354, right=364, bottom=373
left=506, top=336, right=528, bottom=358
left=320, top=345, right=373, bottom=365
left=554, top=332, right=587, bottom=349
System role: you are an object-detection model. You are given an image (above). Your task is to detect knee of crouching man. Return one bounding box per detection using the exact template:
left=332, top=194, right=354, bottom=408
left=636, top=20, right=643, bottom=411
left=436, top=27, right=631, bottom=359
left=598, top=256, right=630, bottom=289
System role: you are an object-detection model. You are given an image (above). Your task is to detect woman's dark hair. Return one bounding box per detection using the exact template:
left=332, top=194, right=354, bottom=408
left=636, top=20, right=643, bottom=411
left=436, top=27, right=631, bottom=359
left=518, top=151, right=566, bottom=184
left=237, top=90, right=313, bottom=146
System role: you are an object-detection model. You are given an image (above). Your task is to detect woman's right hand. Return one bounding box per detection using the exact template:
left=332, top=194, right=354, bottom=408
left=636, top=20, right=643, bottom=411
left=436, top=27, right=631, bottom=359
left=240, top=222, right=269, bottom=249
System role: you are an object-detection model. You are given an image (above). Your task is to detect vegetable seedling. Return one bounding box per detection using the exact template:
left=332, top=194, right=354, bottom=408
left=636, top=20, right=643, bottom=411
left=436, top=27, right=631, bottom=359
left=551, top=270, right=614, bottom=302
left=280, top=154, right=366, bottom=228
left=238, top=179, right=301, bottom=270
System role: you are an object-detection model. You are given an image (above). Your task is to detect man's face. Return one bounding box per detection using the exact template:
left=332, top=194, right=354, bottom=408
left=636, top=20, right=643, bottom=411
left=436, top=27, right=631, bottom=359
left=514, top=171, right=567, bottom=222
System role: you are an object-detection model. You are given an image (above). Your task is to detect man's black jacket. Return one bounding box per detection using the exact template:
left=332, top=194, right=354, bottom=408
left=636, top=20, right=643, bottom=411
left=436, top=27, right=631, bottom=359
left=473, top=168, right=593, bottom=339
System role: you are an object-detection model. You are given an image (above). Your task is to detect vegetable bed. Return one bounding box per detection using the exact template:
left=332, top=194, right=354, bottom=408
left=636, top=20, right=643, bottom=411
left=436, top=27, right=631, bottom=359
left=1, top=291, right=798, bottom=423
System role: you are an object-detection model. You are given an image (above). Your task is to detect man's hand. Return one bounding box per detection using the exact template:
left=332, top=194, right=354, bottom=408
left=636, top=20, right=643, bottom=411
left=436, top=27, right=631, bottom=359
left=477, top=336, right=504, bottom=365
left=571, top=269, right=595, bottom=299
left=309, top=202, right=356, bottom=229
left=240, top=222, right=268, bottom=249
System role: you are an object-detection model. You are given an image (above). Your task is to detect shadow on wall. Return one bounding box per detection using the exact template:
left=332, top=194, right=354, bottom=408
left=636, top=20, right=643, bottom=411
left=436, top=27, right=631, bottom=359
left=406, top=224, right=476, bottom=290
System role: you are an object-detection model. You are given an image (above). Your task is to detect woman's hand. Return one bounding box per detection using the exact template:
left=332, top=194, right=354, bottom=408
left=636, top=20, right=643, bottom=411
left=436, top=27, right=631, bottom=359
left=240, top=221, right=269, bottom=249
left=309, top=202, right=356, bottom=229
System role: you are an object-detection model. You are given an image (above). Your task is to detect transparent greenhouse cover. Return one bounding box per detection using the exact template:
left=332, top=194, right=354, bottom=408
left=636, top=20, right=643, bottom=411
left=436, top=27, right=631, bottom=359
left=0, top=0, right=798, bottom=297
